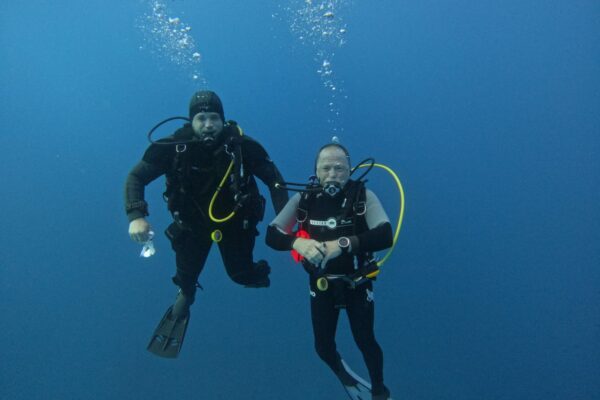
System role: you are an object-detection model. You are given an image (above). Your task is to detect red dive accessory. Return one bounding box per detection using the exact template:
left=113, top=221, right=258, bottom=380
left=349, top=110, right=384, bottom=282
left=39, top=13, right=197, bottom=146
left=290, top=229, right=310, bottom=262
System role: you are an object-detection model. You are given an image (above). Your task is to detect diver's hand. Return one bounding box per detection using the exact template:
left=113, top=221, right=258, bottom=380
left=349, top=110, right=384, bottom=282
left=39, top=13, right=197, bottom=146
left=129, top=218, right=152, bottom=243
left=320, top=240, right=343, bottom=268
left=293, top=238, right=327, bottom=266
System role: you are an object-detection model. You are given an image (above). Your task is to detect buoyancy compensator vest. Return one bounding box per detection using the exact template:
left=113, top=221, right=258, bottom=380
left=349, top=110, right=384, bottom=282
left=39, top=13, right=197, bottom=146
left=296, top=179, right=373, bottom=276
left=162, top=121, right=265, bottom=228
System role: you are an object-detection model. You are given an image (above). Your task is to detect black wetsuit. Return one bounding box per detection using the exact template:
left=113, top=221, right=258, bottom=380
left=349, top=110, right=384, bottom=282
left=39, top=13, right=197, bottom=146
left=125, top=122, right=288, bottom=292
left=266, top=181, right=393, bottom=394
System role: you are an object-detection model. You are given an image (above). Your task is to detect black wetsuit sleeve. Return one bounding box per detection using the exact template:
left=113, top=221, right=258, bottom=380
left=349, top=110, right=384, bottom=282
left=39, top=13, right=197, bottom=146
left=349, top=189, right=393, bottom=253
left=351, top=222, right=393, bottom=254
left=266, top=225, right=298, bottom=251
left=242, top=137, right=289, bottom=213
left=124, top=144, right=171, bottom=222
left=266, top=194, right=301, bottom=251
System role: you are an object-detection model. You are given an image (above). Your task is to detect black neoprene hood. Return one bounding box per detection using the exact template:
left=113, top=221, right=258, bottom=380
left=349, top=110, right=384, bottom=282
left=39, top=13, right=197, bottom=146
left=189, top=90, right=225, bottom=121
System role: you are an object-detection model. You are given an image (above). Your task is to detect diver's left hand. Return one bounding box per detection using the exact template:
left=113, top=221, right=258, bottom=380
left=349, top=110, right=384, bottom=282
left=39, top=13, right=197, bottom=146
left=320, top=240, right=342, bottom=268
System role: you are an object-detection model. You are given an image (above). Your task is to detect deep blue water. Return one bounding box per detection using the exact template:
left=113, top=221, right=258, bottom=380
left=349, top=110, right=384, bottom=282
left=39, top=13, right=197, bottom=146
left=1, top=1, right=599, bottom=399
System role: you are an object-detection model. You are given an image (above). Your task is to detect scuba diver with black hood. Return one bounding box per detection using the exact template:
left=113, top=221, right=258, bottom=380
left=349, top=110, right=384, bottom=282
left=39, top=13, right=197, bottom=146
left=266, top=143, right=394, bottom=400
left=125, top=90, right=288, bottom=358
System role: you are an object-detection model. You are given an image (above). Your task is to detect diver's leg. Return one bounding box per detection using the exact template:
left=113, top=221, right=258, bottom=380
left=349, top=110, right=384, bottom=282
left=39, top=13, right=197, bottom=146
left=311, top=280, right=369, bottom=389
left=311, top=281, right=374, bottom=398
left=310, top=279, right=344, bottom=372
left=147, top=224, right=211, bottom=358
left=346, top=281, right=389, bottom=398
left=217, top=220, right=270, bottom=287
left=166, top=222, right=212, bottom=312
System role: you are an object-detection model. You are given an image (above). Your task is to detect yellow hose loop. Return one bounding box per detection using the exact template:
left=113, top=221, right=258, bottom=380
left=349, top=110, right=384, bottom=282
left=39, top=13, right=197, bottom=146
left=365, top=269, right=381, bottom=278
left=208, top=160, right=235, bottom=222
left=207, top=124, right=244, bottom=223
left=357, top=163, right=405, bottom=267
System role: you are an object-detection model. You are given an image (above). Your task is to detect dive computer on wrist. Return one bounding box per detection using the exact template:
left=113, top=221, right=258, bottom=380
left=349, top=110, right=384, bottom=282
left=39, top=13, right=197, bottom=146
left=338, top=236, right=350, bottom=254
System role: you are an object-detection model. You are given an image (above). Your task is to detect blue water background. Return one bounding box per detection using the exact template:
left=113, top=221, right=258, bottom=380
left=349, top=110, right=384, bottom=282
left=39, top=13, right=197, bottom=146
left=1, top=1, right=599, bottom=399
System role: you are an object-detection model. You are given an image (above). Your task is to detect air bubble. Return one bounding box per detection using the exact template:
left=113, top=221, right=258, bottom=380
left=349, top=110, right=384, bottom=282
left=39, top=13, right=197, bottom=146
left=137, top=1, right=205, bottom=85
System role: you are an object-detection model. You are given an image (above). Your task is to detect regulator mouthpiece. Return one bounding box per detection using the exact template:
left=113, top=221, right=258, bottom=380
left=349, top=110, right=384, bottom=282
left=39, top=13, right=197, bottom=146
left=323, top=182, right=341, bottom=197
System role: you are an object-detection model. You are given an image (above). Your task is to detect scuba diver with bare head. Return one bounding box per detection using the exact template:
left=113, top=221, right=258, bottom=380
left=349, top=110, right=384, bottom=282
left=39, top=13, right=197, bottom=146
left=266, top=142, right=397, bottom=400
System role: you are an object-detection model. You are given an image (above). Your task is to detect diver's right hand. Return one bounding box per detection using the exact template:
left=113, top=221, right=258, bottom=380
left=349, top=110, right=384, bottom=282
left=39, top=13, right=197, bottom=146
left=129, top=218, right=152, bottom=243
left=292, top=238, right=327, bottom=266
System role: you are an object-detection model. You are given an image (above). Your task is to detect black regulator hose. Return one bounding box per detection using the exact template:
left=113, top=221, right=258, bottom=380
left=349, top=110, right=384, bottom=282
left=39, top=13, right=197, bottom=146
left=147, top=116, right=195, bottom=145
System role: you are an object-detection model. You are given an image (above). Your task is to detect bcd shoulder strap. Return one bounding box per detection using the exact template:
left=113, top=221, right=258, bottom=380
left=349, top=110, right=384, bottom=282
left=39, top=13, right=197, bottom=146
left=224, top=122, right=245, bottom=198
left=296, top=179, right=367, bottom=233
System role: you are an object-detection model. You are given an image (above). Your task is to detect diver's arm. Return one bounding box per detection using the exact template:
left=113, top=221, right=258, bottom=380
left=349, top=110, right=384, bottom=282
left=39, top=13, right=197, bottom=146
left=364, top=189, right=391, bottom=228
left=242, top=138, right=289, bottom=213
left=272, top=173, right=290, bottom=213
left=348, top=189, right=393, bottom=253
left=264, top=165, right=289, bottom=214
left=128, top=217, right=152, bottom=243
left=266, top=194, right=300, bottom=250
left=124, top=160, right=164, bottom=221
left=124, top=143, right=171, bottom=222
left=351, top=223, right=393, bottom=253
left=265, top=194, right=327, bottom=264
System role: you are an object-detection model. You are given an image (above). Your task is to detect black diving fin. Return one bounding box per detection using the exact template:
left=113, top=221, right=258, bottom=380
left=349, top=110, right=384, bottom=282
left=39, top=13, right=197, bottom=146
left=147, top=306, right=190, bottom=358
